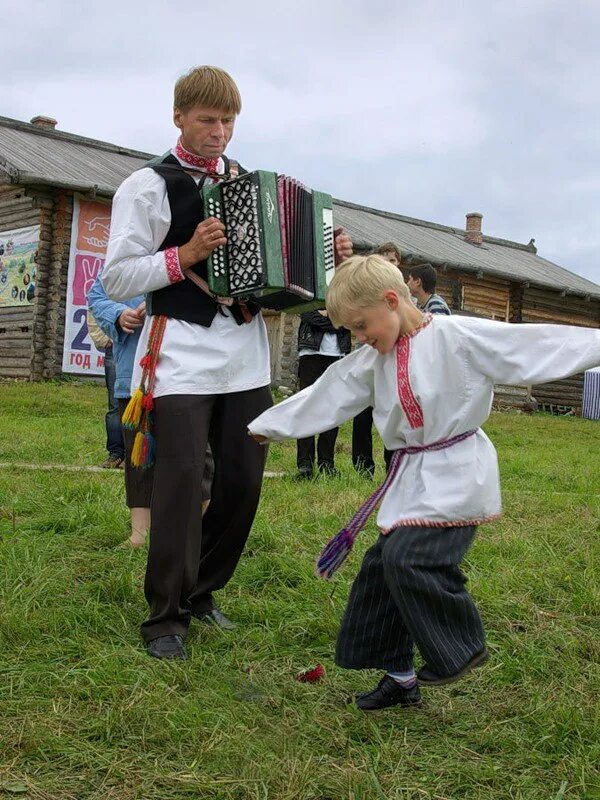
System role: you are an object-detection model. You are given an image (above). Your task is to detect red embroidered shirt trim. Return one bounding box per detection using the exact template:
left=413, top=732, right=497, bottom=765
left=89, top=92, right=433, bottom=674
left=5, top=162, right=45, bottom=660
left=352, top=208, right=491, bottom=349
left=174, top=137, right=220, bottom=173
left=380, top=512, right=502, bottom=533
left=394, top=313, right=432, bottom=430
left=164, top=247, right=184, bottom=284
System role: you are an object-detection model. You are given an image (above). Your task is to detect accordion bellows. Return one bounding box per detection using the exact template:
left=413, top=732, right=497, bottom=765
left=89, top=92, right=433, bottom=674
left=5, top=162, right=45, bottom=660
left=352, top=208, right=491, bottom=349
left=203, top=171, right=336, bottom=312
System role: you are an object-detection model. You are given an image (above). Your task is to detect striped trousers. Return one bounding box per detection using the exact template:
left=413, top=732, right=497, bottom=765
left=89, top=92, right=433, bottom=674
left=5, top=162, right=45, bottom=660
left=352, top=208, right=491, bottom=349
left=335, top=525, right=485, bottom=676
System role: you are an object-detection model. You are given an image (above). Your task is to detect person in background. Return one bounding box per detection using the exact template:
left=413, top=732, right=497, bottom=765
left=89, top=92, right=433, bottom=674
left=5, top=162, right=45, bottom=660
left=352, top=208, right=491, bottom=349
left=296, top=309, right=351, bottom=478
left=352, top=242, right=402, bottom=477
left=406, top=263, right=451, bottom=315
left=87, top=276, right=153, bottom=547
left=373, top=242, right=402, bottom=269
left=87, top=315, right=125, bottom=471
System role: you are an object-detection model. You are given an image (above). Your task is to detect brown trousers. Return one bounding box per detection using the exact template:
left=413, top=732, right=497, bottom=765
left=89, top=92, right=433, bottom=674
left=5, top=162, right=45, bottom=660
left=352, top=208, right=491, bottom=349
left=141, top=386, right=272, bottom=643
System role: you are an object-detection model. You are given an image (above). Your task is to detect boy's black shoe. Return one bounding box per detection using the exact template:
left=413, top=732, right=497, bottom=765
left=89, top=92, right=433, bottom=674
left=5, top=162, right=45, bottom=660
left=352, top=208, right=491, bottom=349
left=355, top=675, right=422, bottom=711
left=146, top=634, right=187, bottom=660
left=417, top=648, right=489, bottom=686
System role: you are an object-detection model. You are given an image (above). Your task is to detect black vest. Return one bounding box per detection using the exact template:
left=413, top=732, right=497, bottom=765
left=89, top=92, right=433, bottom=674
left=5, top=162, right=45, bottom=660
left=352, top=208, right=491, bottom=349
left=147, top=153, right=253, bottom=327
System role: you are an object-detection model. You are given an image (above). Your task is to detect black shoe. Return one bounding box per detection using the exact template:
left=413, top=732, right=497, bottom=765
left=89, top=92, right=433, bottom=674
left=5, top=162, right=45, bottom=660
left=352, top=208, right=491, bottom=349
left=195, top=607, right=236, bottom=631
left=356, top=465, right=375, bottom=479
left=318, top=463, right=340, bottom=477
left=355, top=675, right=422, bottom=711
left=295, top=467, right=314, bottom=480
left=417, top=649, right=489, bottom=686
left=354, top=460, right=375, bottom=478
left=146, top=634, right=187, bottom=660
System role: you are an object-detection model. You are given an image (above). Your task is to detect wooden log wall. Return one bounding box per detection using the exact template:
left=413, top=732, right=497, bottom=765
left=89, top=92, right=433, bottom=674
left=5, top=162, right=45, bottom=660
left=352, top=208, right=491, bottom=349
left=0, top=184, right=40, bottom=378
left=43, top=191, right=73, bottom=378
left=263, top=310, right=300, bottom=389
left=459, top=273, right=510, bottom=321
left=522, top=287, right=600, bottom=412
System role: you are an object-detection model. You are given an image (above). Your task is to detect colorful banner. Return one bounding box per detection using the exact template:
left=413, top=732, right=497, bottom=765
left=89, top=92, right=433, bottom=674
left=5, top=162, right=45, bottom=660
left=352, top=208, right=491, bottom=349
left=0, top=224, right=40, bottom=307
left=62, top=195, right=112, bottom=376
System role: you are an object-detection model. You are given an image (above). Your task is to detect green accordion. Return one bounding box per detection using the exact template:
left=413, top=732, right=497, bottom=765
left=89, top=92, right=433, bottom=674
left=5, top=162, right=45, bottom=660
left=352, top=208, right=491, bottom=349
left=203, top=171, right=335, bottom=312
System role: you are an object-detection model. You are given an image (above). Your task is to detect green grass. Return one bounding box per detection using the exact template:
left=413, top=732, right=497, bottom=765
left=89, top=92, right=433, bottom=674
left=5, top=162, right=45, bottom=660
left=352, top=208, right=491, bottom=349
left=0, top=381, right=599, bottom=800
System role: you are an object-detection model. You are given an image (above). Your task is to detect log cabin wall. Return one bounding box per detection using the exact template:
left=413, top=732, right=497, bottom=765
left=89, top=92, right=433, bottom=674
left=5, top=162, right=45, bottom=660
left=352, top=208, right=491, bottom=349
left=43, top=190, right=73, bottom=379
left=0, top=184, right=41, bottom=378
left=0, top=184, right=75, bottom=381
left=521, top=286, right=600, bottom=413
left=263, top=310, right=300, bottom=389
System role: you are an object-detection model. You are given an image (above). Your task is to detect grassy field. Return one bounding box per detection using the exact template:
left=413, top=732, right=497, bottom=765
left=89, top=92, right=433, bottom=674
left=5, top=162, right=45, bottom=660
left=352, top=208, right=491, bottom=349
left=0, top=380, right=599, bottom=800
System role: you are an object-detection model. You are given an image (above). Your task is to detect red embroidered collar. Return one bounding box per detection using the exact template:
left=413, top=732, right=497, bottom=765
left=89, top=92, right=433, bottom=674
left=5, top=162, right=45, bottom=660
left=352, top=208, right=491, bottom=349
left=394, top=313, right=431, bottom=430
left=397, top=312, right=432, bottom=342
left=174, top=137, right=220, bottom=173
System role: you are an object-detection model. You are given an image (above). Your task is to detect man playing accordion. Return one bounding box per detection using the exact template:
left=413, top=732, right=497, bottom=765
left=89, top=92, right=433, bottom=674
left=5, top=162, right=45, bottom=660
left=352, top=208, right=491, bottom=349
left=102, top=65, right=352, bottom=659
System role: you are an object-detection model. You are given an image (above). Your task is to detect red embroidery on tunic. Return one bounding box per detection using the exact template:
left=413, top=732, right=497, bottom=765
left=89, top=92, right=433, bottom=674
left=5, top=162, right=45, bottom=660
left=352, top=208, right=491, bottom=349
left=396, top=336, right=424, bottom=429
left=174, top=137, right=220, bottom=172
left=380, top=512, right=502, bottom=533
left=164, top=247, right=184, bottom=284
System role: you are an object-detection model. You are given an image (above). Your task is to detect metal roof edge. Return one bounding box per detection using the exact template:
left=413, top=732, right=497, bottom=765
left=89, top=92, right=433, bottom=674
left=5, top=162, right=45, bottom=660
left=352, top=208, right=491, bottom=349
left=19, top=173, right=116, bottom=198
left=333, top=198, right=533, bottom=252
left=0, top=115, right=156, bottom=162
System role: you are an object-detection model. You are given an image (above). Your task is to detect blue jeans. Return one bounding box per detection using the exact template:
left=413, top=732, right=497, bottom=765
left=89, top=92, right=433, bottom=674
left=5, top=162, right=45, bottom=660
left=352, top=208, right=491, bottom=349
left=104, top=346, right=124, bottom=459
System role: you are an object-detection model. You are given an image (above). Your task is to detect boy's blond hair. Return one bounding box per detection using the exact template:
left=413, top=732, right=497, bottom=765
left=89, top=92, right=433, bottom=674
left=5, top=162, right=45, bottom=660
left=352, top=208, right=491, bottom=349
left=326, top=255, right=411, bottom=328
left=174, top=66, right=242, bottom=114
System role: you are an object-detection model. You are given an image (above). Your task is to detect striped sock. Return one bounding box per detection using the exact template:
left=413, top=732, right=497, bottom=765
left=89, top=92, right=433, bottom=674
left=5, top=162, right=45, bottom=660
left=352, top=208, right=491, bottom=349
left=387, top=670, right=417, bottom=688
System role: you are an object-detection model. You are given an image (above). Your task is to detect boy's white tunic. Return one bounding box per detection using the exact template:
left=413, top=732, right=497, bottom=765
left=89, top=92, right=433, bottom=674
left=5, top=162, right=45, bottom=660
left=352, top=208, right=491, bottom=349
left=249, top=315, right=600, bottom=531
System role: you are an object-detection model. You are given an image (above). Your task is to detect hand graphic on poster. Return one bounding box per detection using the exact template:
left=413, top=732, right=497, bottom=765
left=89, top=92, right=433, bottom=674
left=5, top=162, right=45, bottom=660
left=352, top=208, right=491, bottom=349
left=73, top=254, right=104, bottom=306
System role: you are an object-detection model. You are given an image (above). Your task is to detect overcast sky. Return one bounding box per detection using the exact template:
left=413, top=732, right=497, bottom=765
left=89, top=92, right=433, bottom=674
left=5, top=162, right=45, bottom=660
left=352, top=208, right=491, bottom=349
left=2, top=0, right=599, bottom=284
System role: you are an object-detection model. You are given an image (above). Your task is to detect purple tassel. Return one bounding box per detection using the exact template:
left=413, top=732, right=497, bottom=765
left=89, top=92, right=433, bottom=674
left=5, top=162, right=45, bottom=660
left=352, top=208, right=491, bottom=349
left=316, top=528, right=356, bottom=580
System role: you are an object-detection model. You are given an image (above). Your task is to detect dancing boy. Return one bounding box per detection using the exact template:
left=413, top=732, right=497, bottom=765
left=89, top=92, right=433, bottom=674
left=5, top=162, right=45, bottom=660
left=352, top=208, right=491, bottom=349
left=249, top=254, right=600, bottom=710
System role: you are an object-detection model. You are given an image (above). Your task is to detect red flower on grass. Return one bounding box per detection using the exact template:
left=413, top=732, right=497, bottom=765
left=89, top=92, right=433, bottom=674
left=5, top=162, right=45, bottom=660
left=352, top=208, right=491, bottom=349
left=296, top=664, right=325, bottom=683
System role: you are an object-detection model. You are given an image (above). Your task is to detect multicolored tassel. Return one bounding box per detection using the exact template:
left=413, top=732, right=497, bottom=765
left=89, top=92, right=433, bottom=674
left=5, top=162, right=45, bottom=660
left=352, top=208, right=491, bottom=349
left=121, top=315, right=167, bottom=469
left=315, top=528, right=357, bottom=580
left=122, top=388, right=144, bottom=429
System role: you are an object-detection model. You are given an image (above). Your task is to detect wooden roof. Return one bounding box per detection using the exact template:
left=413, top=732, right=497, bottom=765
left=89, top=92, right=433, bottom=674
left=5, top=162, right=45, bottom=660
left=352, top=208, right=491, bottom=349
left=333, top=200, right=600, bottom=300
left=1, top=114, right=598, bottom=300
left=0, top=115, right=151, bottom=196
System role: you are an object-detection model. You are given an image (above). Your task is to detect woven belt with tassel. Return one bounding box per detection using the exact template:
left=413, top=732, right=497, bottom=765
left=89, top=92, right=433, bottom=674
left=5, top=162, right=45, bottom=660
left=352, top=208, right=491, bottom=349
left=316, top=429, right=478, bottom=579
left=121, top=315, right=168, bottom=468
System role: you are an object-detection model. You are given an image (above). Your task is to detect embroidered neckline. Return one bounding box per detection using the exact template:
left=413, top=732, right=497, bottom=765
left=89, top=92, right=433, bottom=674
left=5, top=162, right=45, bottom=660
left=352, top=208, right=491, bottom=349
left=396, top=312, right=432, bottom=343
left=174, top=137, right=220, bottom=172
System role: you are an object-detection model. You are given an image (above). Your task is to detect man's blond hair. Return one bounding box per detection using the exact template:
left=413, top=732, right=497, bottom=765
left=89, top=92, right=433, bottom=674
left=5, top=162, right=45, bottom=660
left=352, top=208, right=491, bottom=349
left=326, top=255, right=411, bottom=328
left=174, top=66, right=242, bottom=114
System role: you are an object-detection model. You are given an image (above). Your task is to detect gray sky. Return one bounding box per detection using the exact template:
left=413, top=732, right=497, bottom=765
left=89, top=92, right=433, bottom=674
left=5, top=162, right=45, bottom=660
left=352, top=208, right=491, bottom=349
left=2, top=0, right=599, bottom=284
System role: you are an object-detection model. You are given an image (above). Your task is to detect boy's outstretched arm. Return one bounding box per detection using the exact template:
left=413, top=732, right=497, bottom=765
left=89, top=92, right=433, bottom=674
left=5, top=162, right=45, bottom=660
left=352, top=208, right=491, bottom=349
left=460, top=318, right=600, bottom=386
left=248, top=348, right=374, bottom=443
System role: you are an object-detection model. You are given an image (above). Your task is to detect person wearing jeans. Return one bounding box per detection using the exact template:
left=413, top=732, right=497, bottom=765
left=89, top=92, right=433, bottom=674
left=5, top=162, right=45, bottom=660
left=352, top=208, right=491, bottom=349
left=103, top=343, right=125, bottom=468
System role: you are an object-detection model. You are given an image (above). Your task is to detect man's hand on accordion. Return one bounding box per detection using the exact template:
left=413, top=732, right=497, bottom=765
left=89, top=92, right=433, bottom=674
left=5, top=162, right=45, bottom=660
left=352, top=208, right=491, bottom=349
left=178, top=217, right=228, bottom=270
left=334, top=228, right=353, bottom=267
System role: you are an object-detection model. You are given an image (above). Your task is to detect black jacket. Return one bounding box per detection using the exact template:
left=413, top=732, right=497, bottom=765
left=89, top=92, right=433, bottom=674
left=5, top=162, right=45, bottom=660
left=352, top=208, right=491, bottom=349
left=297, top=310, right=351, bottom=354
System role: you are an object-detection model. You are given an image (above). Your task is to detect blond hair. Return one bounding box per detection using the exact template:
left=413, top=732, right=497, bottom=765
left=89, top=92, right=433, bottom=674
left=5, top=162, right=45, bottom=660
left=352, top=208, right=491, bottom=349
left=326, top=255, right=411, bottom=328
left=174, top=66, right=242, bottom=114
